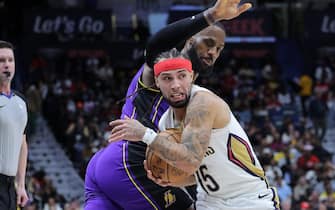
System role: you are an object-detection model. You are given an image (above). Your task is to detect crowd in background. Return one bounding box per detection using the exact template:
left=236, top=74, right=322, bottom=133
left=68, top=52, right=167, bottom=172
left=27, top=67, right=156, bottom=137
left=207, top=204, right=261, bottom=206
left=21, top=49, right=335, bottom=210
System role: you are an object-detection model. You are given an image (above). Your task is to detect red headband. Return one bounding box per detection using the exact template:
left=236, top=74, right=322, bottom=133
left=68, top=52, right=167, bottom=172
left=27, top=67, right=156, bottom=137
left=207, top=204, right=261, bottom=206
left=154, top=58, right=192, bottom=76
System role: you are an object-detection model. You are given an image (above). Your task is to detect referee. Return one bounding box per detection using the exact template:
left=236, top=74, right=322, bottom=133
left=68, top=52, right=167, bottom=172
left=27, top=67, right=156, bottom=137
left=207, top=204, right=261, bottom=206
left=0, top=40, right=29, bottom=210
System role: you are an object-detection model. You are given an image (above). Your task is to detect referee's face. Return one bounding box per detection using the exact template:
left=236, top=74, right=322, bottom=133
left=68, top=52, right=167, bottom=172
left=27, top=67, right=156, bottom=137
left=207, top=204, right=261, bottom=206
left=0, top=48, right=15, bottom=83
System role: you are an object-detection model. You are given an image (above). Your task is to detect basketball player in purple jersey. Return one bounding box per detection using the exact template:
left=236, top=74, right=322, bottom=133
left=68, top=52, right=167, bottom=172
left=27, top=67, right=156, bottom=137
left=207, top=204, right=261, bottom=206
left=84, top=0, right=252, bottom=209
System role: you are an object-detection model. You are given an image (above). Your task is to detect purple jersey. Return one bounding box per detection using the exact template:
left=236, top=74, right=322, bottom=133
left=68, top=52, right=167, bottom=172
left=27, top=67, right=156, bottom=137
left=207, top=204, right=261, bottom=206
left=121, top=65, right=169, bottom=129
left=85, top=65, right=194, bottom=210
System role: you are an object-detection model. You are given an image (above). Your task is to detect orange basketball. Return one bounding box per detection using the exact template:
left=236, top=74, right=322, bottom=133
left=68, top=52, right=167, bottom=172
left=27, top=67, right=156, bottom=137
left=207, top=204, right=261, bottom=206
left=145, top=128, right=189, bottom=183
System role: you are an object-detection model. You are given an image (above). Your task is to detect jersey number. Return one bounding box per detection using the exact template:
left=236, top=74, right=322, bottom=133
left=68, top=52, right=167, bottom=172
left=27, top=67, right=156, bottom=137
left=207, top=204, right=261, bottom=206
left=196, top=165, right=219, bottom=193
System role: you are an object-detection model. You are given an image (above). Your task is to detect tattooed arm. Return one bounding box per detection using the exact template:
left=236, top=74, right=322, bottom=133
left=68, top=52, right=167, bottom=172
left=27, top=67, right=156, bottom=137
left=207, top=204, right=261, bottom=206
left=108, top=91, right=230, bottom=175
left=149, top=91, right=219, bottom=174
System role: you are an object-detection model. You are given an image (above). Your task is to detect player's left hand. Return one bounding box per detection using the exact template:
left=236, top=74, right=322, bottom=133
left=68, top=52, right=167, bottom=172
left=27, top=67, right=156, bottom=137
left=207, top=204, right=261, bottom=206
left=144, top=160, right=171, bottom=187
left=108, top=116, right=147, bottom=142
left=16, top=186, right=29, bottom=207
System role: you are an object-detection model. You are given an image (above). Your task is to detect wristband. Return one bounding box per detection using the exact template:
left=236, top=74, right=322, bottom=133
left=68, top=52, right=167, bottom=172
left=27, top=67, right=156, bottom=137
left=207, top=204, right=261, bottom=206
left=142, top=128, right=157, bottom=145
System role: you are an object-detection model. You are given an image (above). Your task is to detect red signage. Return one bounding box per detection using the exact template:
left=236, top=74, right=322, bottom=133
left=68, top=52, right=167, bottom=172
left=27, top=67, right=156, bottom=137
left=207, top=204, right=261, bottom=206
left=221, top=10, right=274, bottom=37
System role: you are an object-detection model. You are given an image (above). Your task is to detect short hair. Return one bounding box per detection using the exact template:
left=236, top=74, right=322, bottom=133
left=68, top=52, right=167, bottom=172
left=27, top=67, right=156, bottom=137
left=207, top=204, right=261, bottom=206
left=154, top=48, right=189, bottom=65
left=195, top=24, right=226, bottom=39
left=0, top=40, right=14, bottom=50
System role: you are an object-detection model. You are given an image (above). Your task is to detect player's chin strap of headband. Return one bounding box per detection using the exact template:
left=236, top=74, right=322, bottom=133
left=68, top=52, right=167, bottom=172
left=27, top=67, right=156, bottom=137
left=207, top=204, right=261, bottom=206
left=153, top=58, right=193, bottom=76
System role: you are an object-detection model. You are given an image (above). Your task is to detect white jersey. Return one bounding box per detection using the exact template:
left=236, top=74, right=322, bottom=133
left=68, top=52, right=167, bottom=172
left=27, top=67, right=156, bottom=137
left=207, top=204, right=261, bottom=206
left=159, top=85, right=280, bottom=210
left=0, top=91, right=28, bottom=176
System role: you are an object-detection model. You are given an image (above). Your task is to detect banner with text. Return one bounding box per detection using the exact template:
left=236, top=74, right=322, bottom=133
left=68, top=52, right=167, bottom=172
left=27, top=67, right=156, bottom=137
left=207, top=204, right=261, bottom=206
left=304, top=9, right=335, bottom=46
left=24, top=9, right=112, bottom=44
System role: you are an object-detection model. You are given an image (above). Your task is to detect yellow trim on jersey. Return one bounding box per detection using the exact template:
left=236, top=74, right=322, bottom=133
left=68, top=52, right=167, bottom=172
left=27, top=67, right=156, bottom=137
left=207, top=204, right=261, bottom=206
left=138, top=77, right=160, bottom=92
left=265, top=178, right=280, bottom=209
left=151, top=96, right=164, bottom=124
left=122, top=142, right=159, bottom=210
left=131, top=107, right=136, bottom=118
left=231, top=137, right=265, bottom=179
left=270, top=186, right=281, bottom=209
left=129, top=82, right=138, bottom=119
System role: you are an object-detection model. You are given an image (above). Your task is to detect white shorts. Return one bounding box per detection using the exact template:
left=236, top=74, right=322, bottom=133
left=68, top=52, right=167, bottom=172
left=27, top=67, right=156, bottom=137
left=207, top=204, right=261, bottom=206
left=196, top=187, right=280, bottom=210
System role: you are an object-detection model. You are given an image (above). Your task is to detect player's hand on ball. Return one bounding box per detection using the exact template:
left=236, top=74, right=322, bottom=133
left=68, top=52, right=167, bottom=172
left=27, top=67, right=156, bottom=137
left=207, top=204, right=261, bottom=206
left=144, top=160, right=171, bottom=187
left=108, top=116, right=147, bottom=142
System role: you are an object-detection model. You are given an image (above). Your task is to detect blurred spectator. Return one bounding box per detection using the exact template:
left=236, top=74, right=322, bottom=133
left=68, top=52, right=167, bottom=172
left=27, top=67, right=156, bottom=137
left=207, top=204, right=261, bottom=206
left=308, top=190, right=321, bottom=210
left=220, top=67, right=238, bottom=104
left=318, top=179, right=335, bottom=210
left=65, top=116, right=90, bottom=162
left=43, top=196, right=62, bottom=210
left=26, top=170, right=66, bottom=210
left=299, top=201, right=311, bottom=210
left=95, top=56, right=114, bottom=82
left=25, top=83, right=43, bottom=136
left=297, top=144, right=320, bottom=171
left=277, top=84, right=294, bottom=106
left=28, top=54, right=48, bottom=85
left=314, top=58, right=333, bottom=84
left=319, top=179, right=335, bottom=202
left=293, top=176, right=310, bottom=203
left=298, top=73, right=313, bottom=117
left=275, top=175, right=292, bottom=210
left=64, top=199, right=82, bottom=210
left=234, top=94, right=252, bottom=127
left=308, top=91, right=328, bottom=141
left=263, top=151, right=283, bottom=185
left=261, top=56, right=281, bottom=90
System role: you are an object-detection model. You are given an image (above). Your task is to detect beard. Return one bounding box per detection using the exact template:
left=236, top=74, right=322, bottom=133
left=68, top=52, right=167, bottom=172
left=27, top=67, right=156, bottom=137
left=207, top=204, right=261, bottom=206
left=186, top=46, right=214, bottom=77
left=163, top=93, right=191, bottom=108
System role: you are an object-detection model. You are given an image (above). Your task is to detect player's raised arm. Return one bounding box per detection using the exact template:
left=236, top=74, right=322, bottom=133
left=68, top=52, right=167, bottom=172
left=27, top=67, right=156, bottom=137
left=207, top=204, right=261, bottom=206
left=145, top=0, right=252, bottom=69
left=205, top=0, right=252, bottom=22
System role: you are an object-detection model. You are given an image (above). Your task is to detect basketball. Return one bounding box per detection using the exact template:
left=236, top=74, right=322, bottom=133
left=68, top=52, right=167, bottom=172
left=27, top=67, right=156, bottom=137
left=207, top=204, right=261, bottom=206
left=145, top=128, right=189, bottom=183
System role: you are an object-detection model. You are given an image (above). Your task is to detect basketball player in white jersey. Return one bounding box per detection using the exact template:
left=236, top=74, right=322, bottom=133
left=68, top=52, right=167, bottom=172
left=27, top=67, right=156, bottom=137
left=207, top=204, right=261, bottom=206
left=109, top=49, right=281, bottom=210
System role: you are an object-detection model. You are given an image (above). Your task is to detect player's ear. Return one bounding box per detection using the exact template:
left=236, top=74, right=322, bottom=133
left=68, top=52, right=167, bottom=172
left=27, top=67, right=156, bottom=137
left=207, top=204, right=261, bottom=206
left=190, top=71, right=194, bottom=81
left=155, top=77, right=160, bottom=88
left=186, top=37, right=195, bottom=48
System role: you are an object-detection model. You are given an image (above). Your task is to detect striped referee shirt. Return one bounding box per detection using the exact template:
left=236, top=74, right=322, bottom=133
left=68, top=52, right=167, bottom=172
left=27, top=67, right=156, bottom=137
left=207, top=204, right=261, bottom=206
left=0, top=91, right=28, bottom=176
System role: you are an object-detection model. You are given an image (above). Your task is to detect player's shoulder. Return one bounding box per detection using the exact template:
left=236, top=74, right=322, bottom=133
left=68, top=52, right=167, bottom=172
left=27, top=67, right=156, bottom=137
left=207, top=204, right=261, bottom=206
left=12, top=90, right=27, bottom=104
left=190, top=85, right=231, bottom=124
left=191, top=84, right=210, bottom=93
left=191, top=85, right=224, bottom=106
